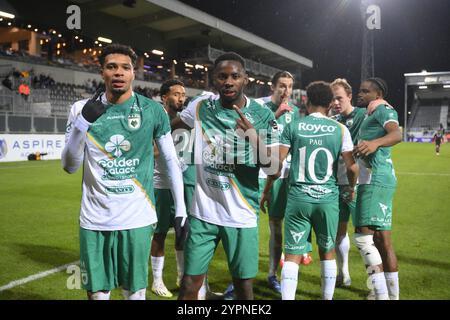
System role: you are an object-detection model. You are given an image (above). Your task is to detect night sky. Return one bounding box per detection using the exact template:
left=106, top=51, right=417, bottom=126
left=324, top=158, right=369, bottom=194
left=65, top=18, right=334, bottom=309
left=180, top=0, right=450, bottom=125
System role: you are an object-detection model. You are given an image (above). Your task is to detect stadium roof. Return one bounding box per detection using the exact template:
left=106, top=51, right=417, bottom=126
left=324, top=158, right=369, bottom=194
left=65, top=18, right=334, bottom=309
left=4, top=0, right=312, bottom=77
left=404, top=71, right=450, bottom=99
left=143, top=0, right=313, bottom=69
left=404, top=71, right=450, bottom=86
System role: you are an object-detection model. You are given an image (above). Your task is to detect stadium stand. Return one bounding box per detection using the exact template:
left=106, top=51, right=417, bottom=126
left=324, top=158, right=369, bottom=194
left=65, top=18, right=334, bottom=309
left=404, top=71, right=450, bottom=141
left=0, top=0, right=312, bottom=135
left=0, top=63, right=165, bottom=133
left=409, top=101, right=442, bottom=131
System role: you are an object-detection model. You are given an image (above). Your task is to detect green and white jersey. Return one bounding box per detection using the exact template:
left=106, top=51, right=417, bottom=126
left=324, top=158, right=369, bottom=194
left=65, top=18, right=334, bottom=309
left=357, top=104, right=399, bottom=187
left=179, top=93, right=218, bottom=187
left=333, top=107, right=366, bottom=185
left=65, top=93, right=170, bottom=230
left=280, top=112, right=353, bottom=203
left=155, top=94, right=220, bottom=189
left=258, top=99, right=299, bottom=179
left=180, top=95, right=279, bottom=228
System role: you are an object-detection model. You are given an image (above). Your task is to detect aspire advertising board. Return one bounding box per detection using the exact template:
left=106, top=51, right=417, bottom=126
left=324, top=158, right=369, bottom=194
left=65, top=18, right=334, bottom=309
left=0, top=134, right=65, bottom=162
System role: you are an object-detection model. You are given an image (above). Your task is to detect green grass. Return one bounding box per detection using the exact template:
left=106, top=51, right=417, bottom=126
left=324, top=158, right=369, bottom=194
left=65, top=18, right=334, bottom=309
left=0, top=142, right=449, bottom=300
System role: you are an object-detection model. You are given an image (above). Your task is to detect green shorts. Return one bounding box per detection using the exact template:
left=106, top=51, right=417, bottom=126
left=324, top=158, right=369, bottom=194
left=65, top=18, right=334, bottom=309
left=338, top=185, right=357, bottom=225
left=154, top=184, right=196, bottom=233
left=184, top=216, right=259, bottom=279
left=355, top=184, right=395, bottom=231
left=284, top=199, right=339, bottom=255
left=154, top=188, right=175, bottom=233
left=79, top=225, right=154, bottom=293
left=259, top=177, right=289, bottom=219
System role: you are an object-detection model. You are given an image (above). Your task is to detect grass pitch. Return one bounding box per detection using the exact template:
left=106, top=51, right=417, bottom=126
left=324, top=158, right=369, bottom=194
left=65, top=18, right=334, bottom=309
left=0, top=142, right=449, bottom=300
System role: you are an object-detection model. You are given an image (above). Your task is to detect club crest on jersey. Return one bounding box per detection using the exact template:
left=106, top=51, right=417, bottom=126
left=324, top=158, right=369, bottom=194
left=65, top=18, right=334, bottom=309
left=128, top=114, right=141, bottom=130
left=346, top=118, right=354, bottom=127
left=285, top=113, right=292, bottom=123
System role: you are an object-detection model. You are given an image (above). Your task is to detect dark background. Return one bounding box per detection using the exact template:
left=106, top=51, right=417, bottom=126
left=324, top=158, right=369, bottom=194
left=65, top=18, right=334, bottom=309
left=180, top=0, right=450, bottom=125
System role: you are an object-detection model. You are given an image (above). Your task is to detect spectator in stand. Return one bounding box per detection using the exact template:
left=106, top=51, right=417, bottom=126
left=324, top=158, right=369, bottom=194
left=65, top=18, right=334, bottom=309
left=2, top=75, right=13, bottom=90
left=12, top=68, right=21, bottom=79
left=32, top=75, right=39, bottom=89
left=18, top=82, right=30, bottom=101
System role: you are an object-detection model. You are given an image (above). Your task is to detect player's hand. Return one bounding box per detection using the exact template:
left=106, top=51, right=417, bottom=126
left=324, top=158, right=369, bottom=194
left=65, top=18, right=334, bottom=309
left=234, top=104, right=258, bottom=144
left=275, top=103, right=293, bottom=119
left=81, top=86, right=106, bottom=123
left=233, top=104, right=255, bottom=132
left=367, top=99, right=391, bottom=114
left=259, top=191, right=270, bottom=214
left=174, top=216, right=190, bottom=249
left=354, top=140, right=379, bottom=157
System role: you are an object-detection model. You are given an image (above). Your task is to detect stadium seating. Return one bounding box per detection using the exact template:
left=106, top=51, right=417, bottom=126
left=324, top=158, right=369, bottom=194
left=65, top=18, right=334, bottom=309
left=408, top=99, right=443, bottom=131
left=0, top=63, right=170, bottom=133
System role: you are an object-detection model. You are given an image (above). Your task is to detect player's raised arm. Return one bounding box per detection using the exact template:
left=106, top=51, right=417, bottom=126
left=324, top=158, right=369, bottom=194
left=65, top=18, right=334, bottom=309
left=62, top=87, right=105, bottom=174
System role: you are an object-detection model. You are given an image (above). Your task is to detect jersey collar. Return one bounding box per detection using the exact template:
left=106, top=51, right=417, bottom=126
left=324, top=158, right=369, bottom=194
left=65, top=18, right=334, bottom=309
left=101, top=91, right=135, bottom=105
left=309, top=112, right=327, bottom=118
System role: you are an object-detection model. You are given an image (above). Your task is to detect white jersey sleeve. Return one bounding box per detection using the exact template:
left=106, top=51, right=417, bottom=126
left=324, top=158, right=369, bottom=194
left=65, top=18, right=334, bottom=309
left=155, top=132, right=187, bottom=219
left=153, top=146, right=171, bottom=189
left=61, top=99, right=90, bottom=173
left=341, top=125, right=354, bottom=153
left=336, top=125, right=354, bottom=185
left=180, top=94, right=218, bottom=128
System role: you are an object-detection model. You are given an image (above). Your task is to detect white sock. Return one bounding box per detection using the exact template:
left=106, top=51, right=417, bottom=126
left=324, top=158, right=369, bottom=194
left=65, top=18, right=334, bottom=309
left=90, top=291, right=110, bottom=300
left=281, top=261, right=299, bottom=300
left=320, top=260, right=337, bottom=300
left=151, top=255, right=164, bottom=283
left=204, top=274, right=210, bottom=291
left=175, top=250, right=184, bottom=281
left=371, top=272, right=389, bottom=300
left=122, top=288, right=146, bottom=300
left=198, top=277, right=208, bottom=300
left=336, top=233, right=350, bottom=278
left=384, top=272, right=399, bottom=300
